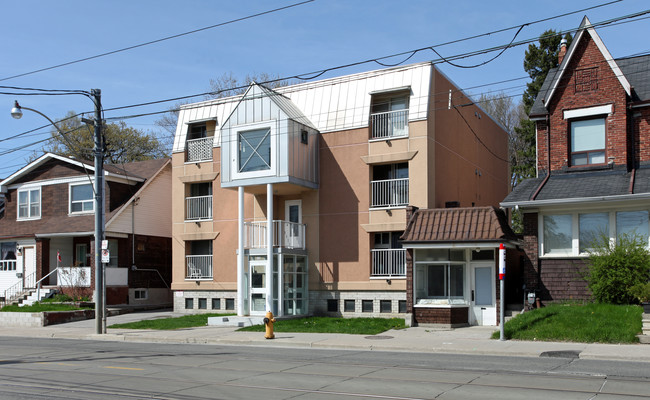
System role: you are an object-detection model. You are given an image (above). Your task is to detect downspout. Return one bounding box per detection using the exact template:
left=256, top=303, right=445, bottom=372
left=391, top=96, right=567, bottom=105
left=628, top=104, right=636, bottom=194
left=531, top=114, right=551, bottom=200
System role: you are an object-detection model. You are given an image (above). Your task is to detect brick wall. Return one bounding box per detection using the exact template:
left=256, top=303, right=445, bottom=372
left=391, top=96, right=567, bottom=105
left=537, top=34, right=630, bottom=173
left=538, top=258, right=591, bottom=302
left=413, top=307, right=468, bottom=325
left=522, top=213, right=539, bottom=292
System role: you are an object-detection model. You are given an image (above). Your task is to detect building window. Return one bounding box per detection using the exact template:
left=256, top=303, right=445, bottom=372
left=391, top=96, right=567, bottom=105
left=371, top=163, right=409, bottom=208
left=198, top=298, right=207, bottom=309
left=370, top=94, right=409, bottom=139
left=541, top=210, right=650, bottom=257
left=417, top=264, right=465, bottom=300
left=239, top=128, right=271, bottom=172
left=186, top=182, right=213, bottom=221
left=185, top=298, right=194, bottom=309
left=134, top=289, right=147, bottom=300
left=18, top=188, right=40, bottom=219
left=362, top=300, right=373, bottom=313
left=212, top=298, right=221, bottom=310
left=543, top=214, right=572, bottom=255
left=570, top=118, right=605, bottom=166
left=327, top=299, right=338, bottom=312
left=186, top=240, right=213, bottom=279
left=371, top=232, right=406, bottom=277
left=188, top=123, right=207, bottom=140
left=108, top=239, right=118, bottom=268
left=344, top=299, right=355, bottom=312
left=1, top=242, right=17, bottom=271
left=471, top=249, right=495, bottom=261
left=225, top=298, right=235, bottom=310
left=380, top=300, right=392, bottom=313
left=186, top=123, right=213, bottom=163
left=70, top=183, right=94, bottom=213
left=398, top=300, right=407, bottom=313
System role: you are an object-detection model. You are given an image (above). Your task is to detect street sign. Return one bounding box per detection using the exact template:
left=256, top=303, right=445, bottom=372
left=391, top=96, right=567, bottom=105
left=101, top=240, right=108, bottom=250
left=101, top=249, right=110, bottom=264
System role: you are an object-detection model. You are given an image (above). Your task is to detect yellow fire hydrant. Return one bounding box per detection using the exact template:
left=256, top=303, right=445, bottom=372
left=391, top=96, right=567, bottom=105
left=263, top=311, right=276, bottom=339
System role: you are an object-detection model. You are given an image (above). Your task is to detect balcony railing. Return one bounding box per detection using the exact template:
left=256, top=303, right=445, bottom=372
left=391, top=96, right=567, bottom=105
left=370, top=109, right=409, bottom=139
left=186, top=255, right=212, bottom=280
left=186, top=136, right=214, bottom=162
left=186, top=195, right=212, bottom=220
left=244, top=220, right=306, bottom=249
left=0, top=259, right=17, bottom=271
left=371, top=178, right=409, bottom=208
left=371, top=248, right=406, bottom=277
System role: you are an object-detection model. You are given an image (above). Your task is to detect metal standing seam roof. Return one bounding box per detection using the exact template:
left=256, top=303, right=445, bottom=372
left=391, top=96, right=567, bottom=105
left=400, top=206, right=517, bottom=243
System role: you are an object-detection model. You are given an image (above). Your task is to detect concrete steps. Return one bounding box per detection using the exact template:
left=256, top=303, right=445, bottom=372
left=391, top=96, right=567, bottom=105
left=639, top=314, right=650, bottom=344
left=20, top=289, right=56, bottom=306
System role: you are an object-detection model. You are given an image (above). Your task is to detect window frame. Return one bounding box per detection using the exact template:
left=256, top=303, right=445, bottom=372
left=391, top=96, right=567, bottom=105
left=569, top=116, right=607, bottom=167
left=539, top=209, right=650, bottom=258
left=69, top=182, right=94, bottom=214
left=17, top=187, right=41, bottom=220
left=231, top=121, right=277, bottom=180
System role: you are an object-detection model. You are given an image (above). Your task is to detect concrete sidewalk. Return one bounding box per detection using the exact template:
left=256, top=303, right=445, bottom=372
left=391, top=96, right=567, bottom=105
left=1, top=310, right=649, bottom=363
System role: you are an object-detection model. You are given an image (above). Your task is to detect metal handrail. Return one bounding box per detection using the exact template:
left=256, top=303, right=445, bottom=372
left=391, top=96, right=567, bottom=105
left=2, top=271, right=35, bottom=306
left=35, top=268, right=60, bottom=302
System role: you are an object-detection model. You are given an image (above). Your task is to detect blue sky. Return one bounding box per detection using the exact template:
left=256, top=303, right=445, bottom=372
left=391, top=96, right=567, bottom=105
left=1, top=0, right=649, bottom=175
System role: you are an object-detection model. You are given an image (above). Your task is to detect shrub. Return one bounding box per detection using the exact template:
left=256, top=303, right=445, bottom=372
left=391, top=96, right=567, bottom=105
left=629, top=281, right=650, bottom=303
left=585, top=233, right=650, bottom=304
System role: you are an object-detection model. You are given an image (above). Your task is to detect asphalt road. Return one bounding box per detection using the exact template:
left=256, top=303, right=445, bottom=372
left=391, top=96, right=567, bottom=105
left=1, top=337, right=649, bottom=399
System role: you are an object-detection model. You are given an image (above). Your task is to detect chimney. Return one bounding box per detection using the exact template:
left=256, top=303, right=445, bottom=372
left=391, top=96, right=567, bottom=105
left=558, top=38, right=568, bottom=64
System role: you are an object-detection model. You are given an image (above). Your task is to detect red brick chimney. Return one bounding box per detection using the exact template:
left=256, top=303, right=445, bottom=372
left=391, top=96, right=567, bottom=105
left=558, top=38, right=568, bottom=64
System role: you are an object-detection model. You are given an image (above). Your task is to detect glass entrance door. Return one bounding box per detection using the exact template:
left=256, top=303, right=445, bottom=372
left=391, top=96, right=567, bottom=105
left=249, top=259, right=267, bottom=315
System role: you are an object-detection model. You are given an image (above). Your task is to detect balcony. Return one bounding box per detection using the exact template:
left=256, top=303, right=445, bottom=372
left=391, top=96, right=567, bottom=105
left=185, top=195, right=212, bottom=221
left=244, top=220, right=306, bottom=250
left=186, top=255, right=212, bottom=280
left=371, top=178, right=409, bottom=208
left=371, top=248, right=406, bottom=277
left=370, top=109, right=408, bottom=140
left=186, top=136, right=214, bottom=163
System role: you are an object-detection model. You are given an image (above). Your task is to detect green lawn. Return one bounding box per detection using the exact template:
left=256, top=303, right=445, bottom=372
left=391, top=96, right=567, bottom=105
left=493, top=303, right=643, bottom=343
left=1, top=303, right=92, bottom=312
left=238, top=317, right=406, bottom=335
left=109, top=313, right=235, bottom=330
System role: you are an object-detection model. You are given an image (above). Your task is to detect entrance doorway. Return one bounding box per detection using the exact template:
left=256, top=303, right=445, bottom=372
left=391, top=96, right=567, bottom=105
left=23, top=246, right=36, bottom=284
left=249, top=259, right=267, bottom=315
left=470, top=263, right=496, bottom=325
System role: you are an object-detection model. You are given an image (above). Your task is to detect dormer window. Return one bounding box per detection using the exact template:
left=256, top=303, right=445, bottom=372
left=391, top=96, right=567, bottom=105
left=188, top=123, right=207, bottom=140
left=370, top=90, right=409, bottom=140
left=70, top=183, right=94, bottom=213
left=239, top=128, right=271, bottom=172
left=570, top=117, right=605, bottom=166
left=17, top=188, right=40, bottom=220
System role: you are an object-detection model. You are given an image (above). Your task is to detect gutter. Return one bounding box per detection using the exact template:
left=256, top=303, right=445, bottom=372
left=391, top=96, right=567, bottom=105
left=501, top=191, right=650, bottom=209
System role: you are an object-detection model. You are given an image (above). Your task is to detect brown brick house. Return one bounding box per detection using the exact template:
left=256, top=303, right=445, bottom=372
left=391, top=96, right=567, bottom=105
left=501, top=17, right=650, bottom=302
left=0, top=153, right=172, bottom=306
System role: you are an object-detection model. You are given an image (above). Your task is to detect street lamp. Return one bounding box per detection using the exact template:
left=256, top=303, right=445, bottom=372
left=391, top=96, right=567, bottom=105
left=11, top=90, right=106, bottom=335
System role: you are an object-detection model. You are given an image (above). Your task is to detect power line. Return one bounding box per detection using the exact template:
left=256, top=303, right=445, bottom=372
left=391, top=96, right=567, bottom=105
left=0, top=0, right=315, bottom=83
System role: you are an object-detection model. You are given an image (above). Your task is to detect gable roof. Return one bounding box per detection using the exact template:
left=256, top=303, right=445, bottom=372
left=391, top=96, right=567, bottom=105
left=400, top=206, right=518, bottom=244
left=530, top=16, right=644, bottom=116
left=544, top=16, right=631, bottom=109
left=0, top=153, right=168, bottom=190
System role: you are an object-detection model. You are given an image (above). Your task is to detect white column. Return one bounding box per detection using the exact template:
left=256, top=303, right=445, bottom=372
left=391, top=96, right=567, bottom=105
left=266, top=183, right=273, bottom=313
left=237, top=186, right=245, bottom=316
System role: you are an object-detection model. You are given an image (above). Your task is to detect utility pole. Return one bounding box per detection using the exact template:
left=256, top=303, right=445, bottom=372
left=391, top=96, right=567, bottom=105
left=92, top=89, right=105, bottom=335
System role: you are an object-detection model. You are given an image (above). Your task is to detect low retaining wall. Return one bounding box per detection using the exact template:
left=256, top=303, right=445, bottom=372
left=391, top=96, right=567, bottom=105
left=0, top=310, right=94, bottom=327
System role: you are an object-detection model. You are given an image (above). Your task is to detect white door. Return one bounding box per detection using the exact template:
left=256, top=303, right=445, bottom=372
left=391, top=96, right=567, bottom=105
left=23, top=246, right=36, bottom=285
left=249, top=259, right=268, bottom=315
left=284, top=200, right=302, bottom=248
left=471, top=263, right=496, bottom=326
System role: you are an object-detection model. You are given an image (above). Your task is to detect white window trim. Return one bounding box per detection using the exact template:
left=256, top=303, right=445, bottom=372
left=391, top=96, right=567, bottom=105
left=69, top=182, right=95, bottom=215
left=539, top=209, right=650, bottom=258
left=231, top=121, right=277, bottom=180
left=563, top=104, right=612, bottom=120
left=17, top=187, right=41, bottom=221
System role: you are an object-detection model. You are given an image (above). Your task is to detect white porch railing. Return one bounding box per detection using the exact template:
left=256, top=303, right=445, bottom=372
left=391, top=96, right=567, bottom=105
left=186, top=136, right=214, bottom=162
left=186, top=195, right=212, bottom=220
left=0, top=260, right=17, bottom=271
left=244, top=220, right=306, bottom=249
left=2, top=271, right=35, bottom=306
left=370, top=109, right=409, bottom=139
left=371, top=248, right=406, bottom=277
left=371, top=178, right=409, bottom=208
left=186, top=255, right=212, bottom=279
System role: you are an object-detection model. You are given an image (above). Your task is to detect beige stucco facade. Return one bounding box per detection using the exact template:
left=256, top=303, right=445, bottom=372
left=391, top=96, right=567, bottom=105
left=170, top=62, right=509, bottom=318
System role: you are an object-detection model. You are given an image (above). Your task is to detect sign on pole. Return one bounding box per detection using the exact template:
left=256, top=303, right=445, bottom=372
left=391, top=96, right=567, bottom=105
left=101, top=249, right=110, bottom=264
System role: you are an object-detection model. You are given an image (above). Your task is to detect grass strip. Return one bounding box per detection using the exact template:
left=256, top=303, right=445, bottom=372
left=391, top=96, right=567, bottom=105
left=493, top=303, right=643, bottom=343
left=109, top=313, right=234, bottom=330
left=238, top=317, right=406, bottom=335
left=1, top=303, right=91, bottom=312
